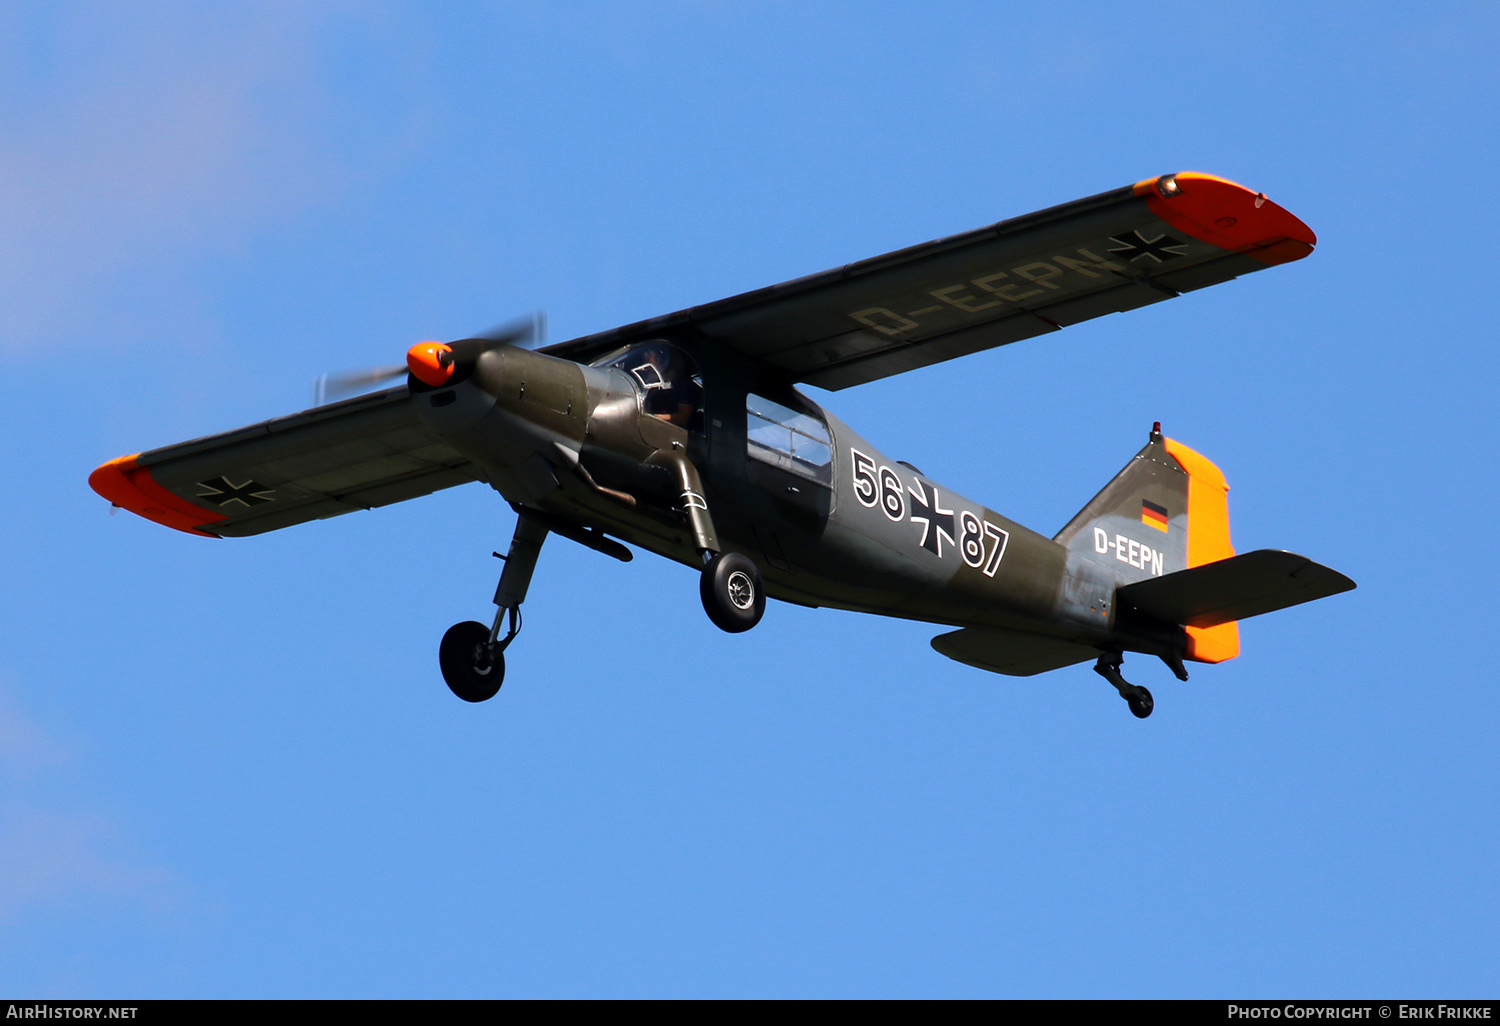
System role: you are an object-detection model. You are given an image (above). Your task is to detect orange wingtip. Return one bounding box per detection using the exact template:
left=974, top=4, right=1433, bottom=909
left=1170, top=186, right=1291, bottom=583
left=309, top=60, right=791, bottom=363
left=89, top=454, right=225, bottom=537
left=1134, top=172, right=1316, bottom=265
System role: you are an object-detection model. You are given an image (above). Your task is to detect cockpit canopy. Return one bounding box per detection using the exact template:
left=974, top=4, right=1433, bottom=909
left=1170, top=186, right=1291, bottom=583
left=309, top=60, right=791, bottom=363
left=592, top=341, right=703, bottom=428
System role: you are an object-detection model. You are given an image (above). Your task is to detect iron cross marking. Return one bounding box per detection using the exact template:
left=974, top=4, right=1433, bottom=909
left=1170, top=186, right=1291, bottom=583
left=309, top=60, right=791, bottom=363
left=1108, top=230, right=1189, bottom=264
left=908, top=480, right=955, bottom=557
left=197, top=476, right=276, bottom=508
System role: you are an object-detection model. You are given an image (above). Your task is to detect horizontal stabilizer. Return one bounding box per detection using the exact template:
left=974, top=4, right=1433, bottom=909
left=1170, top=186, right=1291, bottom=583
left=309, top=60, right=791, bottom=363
left=1117, top=549, right=1355, bottom=628
left=931, top=627, right=1098, bottom=677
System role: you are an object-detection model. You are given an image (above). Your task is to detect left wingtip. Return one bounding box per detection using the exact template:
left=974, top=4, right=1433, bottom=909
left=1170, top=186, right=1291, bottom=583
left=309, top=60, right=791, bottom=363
left=90, top=454, right=224, bottom=538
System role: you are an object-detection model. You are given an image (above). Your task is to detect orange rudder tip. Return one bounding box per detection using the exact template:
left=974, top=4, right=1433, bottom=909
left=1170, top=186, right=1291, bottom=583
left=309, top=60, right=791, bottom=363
left=1162, top=437, right=1233, bottom=569
left=1186, top=623, right=1240, bottom=663
left=1163, top=437, right=1239, bottom=663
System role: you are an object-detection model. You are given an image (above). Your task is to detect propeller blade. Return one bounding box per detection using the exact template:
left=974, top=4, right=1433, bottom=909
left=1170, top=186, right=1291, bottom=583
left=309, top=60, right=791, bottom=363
left=426, top=310, right=549, bottom=385
left=319, top=311, right=548, bottom=401
left=472, top=310, right=546, bottom=350
left=313, top=365, right=407, bottom=405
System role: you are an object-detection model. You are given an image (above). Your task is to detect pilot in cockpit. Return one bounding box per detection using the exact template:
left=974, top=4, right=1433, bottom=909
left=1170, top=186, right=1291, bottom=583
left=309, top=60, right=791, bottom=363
left=629, top=345, right=702, bottom=428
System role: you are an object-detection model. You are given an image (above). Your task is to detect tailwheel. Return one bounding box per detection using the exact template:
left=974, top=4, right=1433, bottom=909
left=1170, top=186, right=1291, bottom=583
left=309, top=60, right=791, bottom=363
left=1126, top=686, right=1154, bottom=719
left=1093, top=652, right=1155, bottom=720
left=439, top=620, right=505, bottom=703
left=700, top=552, right=766, bottom=633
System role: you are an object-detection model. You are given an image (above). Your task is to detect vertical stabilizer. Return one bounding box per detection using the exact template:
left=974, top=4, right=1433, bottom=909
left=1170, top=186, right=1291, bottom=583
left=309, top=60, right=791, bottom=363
left=1055, top=424, right=1190, bottom=583
left=1055, top=424, right=1240, bottom=663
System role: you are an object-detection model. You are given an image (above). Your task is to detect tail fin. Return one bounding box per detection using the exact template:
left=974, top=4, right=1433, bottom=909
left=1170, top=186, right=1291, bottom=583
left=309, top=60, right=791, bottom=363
left=1054, top=423, right=1240, bottom=663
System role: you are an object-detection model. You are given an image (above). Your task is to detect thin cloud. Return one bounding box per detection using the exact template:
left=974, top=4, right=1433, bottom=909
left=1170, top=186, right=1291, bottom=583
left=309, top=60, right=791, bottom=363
left=0, top=3, right=422, bottom=352
left=0, top=689, right=179, bottom=920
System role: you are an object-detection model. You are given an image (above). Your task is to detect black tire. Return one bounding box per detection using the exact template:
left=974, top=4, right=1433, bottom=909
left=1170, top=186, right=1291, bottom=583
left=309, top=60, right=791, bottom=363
left=1127, top=686, right=1154, bottom=719
left=699, top=552, right=766, bottom=633
left=439, top=620, right=505, bottom=702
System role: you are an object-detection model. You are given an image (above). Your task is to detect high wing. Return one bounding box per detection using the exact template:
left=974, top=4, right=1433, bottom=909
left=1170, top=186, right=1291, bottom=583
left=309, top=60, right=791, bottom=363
left=542, top=171, right=1316, bottom=390
left=91, top=172, right=1314, bottom=538
left=89, top=385, right=480, bottom=537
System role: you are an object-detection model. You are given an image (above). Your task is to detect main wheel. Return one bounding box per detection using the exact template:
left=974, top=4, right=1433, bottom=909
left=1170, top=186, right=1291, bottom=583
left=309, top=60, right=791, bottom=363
left=700, top=552, right=766, bottom=633
left=1127, top=686, right=1154, bottom=719
left=439, top=620, right=505, bottom=702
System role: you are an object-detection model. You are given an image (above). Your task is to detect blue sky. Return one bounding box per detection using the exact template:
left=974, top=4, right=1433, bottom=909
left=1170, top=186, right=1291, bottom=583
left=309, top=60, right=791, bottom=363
left=1, top=1, right=1496, bottom=997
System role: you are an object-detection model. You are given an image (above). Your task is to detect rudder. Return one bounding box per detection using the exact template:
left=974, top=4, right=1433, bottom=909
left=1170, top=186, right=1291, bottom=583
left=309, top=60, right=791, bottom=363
left=1160, top=434, right=1239, bottom=662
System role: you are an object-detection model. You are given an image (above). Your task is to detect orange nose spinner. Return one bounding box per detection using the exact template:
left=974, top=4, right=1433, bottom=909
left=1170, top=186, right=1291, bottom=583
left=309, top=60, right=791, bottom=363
left=406, top=342, right=454, bottom=387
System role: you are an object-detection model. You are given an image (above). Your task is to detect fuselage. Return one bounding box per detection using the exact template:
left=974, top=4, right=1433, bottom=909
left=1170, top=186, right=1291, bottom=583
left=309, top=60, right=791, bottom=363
left=411, top=342, right=1162, bottom=656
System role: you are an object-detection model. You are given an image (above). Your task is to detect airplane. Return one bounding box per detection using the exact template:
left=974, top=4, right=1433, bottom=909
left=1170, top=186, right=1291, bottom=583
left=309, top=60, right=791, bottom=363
left=89, top=171, right=1354, bottom=718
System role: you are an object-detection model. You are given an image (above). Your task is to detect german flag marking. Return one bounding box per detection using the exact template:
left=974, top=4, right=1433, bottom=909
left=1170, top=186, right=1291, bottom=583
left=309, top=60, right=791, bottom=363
left=1141, top=499, right=1169, bottom=533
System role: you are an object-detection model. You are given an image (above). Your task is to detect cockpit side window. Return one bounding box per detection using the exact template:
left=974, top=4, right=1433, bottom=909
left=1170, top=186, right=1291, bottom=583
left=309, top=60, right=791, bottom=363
left=591, top=342, right=704, bottom=429
left=746, top=393, right=832, bottom=482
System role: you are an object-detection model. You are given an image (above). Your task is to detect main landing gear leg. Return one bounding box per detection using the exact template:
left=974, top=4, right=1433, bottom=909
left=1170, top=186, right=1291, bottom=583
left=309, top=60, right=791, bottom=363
left=438, top=515, right=549, bottom=703
left=1094, top=652, right=1154, bottom=719
left=652, top=450, right=767, bottom=634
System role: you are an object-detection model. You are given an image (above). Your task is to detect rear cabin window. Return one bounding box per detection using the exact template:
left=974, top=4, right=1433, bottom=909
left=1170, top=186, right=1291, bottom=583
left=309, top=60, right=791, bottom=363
left=746, top=394, right=832, bottom=481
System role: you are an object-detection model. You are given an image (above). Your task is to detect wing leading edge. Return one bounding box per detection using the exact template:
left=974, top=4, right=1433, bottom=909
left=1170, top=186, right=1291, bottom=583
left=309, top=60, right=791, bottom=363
left=543, top=171, right=1315, bottom=389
